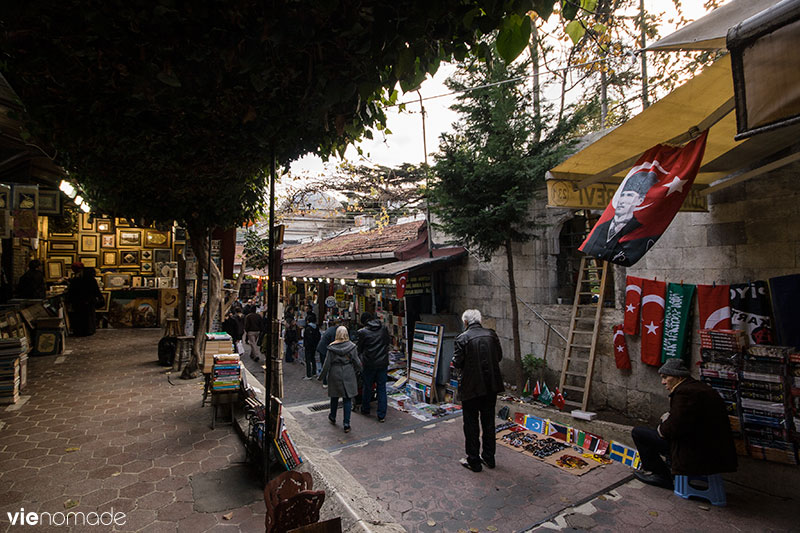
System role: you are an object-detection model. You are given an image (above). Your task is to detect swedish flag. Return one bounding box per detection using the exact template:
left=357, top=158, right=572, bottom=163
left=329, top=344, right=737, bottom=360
left=609, top=441, right=641, bottom=469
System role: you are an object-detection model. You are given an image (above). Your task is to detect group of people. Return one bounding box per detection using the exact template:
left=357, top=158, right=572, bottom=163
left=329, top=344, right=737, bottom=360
left=222, top=303, right=266, bottom=361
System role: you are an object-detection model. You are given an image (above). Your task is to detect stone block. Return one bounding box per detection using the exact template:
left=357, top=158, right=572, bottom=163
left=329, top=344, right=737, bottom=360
left=680, top=245, right=736, bottom=269
left=746, top=219, right=798, bottom=244
left=642, top=247, right=685, bottom=270
left=626, top=390, right=651, bottom=421
left=707, top=222, right=746, bottom=246
left=606, top=383, right=626, bottom=411
left=737, top=243, right=796, bottom=269
left=709, top=201, right=745, bottom=224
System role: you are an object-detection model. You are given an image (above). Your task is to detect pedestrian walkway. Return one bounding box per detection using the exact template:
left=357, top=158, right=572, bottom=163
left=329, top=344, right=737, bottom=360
left=0, top=329, right=265, bottom=532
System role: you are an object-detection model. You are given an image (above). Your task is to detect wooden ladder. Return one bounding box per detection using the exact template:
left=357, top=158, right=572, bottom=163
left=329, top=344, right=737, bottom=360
left=559, top=255, right=608, bottom=411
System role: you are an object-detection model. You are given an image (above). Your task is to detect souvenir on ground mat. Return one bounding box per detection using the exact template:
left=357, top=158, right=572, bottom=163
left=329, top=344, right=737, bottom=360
left=544, top=450, right=604, bottom=476
left=524, top=415, right=545, bottom=433
left=497, top=428, right=536, bottom=452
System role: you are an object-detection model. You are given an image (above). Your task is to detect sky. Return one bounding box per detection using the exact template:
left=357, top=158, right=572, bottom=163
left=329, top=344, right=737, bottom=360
left=288, top=1, right=718, bottom=182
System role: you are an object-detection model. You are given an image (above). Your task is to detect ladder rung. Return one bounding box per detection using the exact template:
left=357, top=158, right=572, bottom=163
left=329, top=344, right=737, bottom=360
left=570, top=344, right=592, bottom=349
left=565, top=371, right=586, bottom=378
left=577, top=292, right=596, bottom=295
left=563, top=385, right=585, bottom=392
left=564, top=400, right=582, bottom=407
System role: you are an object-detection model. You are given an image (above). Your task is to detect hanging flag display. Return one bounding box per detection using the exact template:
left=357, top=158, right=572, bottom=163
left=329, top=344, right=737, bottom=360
left=730, top=281, right=774, bottom=345
left=623, top=276, right=644, bottom=335
left=613, top=324, right=632, bottom=370
left=697, top=284, right=731, bottom=330
left=661, top=283, right=696, bottom=363
left=769, top=274, right=800, bottom=350
left=640, top=279, right=666, bottom=366
left=579, top=132, right=709, bottom=267
left=395, top=271, right=409, bottom=299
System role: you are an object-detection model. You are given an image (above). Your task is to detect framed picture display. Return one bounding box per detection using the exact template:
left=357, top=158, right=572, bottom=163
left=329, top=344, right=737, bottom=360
left=50, top=240, right=78, bottom=252
left=81, top=213, right=95, bottom=231
left=144, top=229, right=171, bottom=248
left=97, top=291, right=112, bottom=312
left=12, top=185, right=38, bottom=211
left=50, top=255, right=74, bottom=267
left=80, top=234, right=99, bottom=253
left=157, top=277, right=171, bottom=289
left=141, top=261, right=153, bottom=273
left=141, top=250, right=153, bottom=261
left=117, top=229, right=142, bottom=247
left=115, top=217, right=130, bottom=227
left=120, top=249, right=140, bottom=266
left=79, top=255, right=98, bottom=268
left=38, top=189, right=61, bottom=215
left=101, top=250, right=118, bottom=267
left=104, top=273, right=131, bottom=289
left=45, top=259, right=64, bottom=281
left=174, top=227, right=186, bottom=243
left=145, top=277, right=156, bottom=288
left=153, top=248, right=171, bottom=264
left=0, top=211, right=10, bottom=239
left=101, top=234, right=115, bottom=248
left=96, top=218, right=113, bottom=233
left=131, top=276, right=143, bottom=288
left=0, top=184, right=10, bottom=209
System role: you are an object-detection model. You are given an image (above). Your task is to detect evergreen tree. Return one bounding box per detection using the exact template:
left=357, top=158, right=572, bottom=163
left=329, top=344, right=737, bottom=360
left=429, top=46, right=593, bottom=390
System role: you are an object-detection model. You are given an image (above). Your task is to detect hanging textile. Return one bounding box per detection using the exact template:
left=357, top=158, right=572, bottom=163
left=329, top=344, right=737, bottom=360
left=641, top=279, right=667, bottom=366
left=661, top=283, right=696, bottom=363
left=579, top=132, right=709, bottom=266
left=697, top=284, right=731, bottom=330
left=730, top=281, right=774, bottom=345
left=613, top=324, right=632, bottom=370
left=769, top=274, right=800, bottom=350
left=623, top=276, right=644, bottom=335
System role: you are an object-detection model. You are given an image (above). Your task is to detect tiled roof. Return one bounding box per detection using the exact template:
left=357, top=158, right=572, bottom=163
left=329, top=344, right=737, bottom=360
left=283, top=220, right=426, bottom=262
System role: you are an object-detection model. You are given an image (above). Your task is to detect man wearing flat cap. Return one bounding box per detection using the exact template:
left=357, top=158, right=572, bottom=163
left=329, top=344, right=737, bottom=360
left=631, top=358, right=737, bottom=488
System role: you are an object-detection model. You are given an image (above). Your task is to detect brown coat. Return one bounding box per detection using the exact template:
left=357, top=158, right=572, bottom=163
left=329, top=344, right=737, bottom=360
left=658, top=377, right=738, bottom=475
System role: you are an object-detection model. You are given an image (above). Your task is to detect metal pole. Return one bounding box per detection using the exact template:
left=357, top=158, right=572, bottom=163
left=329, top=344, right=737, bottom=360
left=640, top=0, right=650, bottom=109
left=206, top=230, right=212, bottom=333
left=418, top=90, right=436, bottom=314
left=264, top=154, right=277, bottom=484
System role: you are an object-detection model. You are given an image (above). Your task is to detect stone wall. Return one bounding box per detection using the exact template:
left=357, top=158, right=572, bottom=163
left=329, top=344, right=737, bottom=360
left=442, top=164, right=800, bottom=423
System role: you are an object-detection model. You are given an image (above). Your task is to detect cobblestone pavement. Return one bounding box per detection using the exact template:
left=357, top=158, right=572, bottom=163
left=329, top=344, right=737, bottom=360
left=0, top=329, right=265, bottom=533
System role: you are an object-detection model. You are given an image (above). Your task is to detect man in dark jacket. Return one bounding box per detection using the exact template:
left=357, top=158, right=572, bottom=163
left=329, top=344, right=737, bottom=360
left=17, top=259, right=46, bottom=299
left=631, top=358, right=737, bottom=489
left=316, top=320, right=340, bottom=388
left=303, top=313, right=321, bottom=380
left=453, top=309, right=504, bottom=472
left=357, top=312, right=390, bottom=422
left=244, top=305, right=263, bottom=361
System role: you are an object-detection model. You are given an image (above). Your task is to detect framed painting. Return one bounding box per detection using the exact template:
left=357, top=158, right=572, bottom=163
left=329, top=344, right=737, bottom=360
left=120, top=250, right=140, bottom=266
left=104, top=273, right=131, bottom=289
left=38, top=189, right=61, bottom=215
left=97, top=291, right=111, bottom=312
left=145, top=277, right=156, bottom=288
left=117, top=229, right=142, bottom=247
left=131, top=276, right=143, bottom=288
left=101, top=250, right=118, bottom=267
left=141, top=261, right=153, bottom=273
left=45, top=260, right=64, bottom=281
left=141, top=249, right=153, bottom=261
left=153, top=248, right=171, bottom=264
left=80, top=233, right=99, bottom=253
left=50, top=240, right=78, bottom=252
left=79, top=255, right=98, bottom=269
left=144, top=229, right=171, bottom=248
left=115, top=217, right=130, bottom=227
left=96, top=218, right=113, bottom=233
left=101, top=234, right=116, bottom=248
left=0, top=184, right=9, bottom=210
left=50, top=254, right=74, bottom=267
left=12, top=185, right=38, bottom=211
left=80, top=213, right=95, bottom=231
left=174, top=227, right=186, bottom=243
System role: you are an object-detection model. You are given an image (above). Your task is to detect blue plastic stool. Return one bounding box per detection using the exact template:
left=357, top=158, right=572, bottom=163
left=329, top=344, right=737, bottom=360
left=673, top=474, right=726, bottom=506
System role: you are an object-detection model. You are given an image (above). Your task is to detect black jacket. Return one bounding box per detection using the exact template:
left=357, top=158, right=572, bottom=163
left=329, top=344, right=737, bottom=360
left=357, top=319, right=390, bottom=369
left=244, top=312, right=263, bottom=332
left=453, top=323, right=504, bottom=402
left=304, top=322, right=321, bottom=356
left=658, top=377, right=738, bottom=475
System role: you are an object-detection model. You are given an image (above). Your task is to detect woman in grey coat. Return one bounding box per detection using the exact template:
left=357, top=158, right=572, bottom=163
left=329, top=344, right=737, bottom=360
left=319, top=326, right=362, bottom=433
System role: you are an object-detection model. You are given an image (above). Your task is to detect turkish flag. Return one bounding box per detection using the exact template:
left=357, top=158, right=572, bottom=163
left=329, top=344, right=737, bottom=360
left=613, top=324, right=632, bottom=370
left=395, top=271, right=409, bottom=299
left=697, top=284, right=731, bottom=330
left=553, top=388, right=565, bottom=410
left=256, top=277, right=263, bottom=294
left=641, top=279, right=666, bottom=366
left=623, top=276, right=644, bottom=335
left=580, top=132, right=708, bottom=267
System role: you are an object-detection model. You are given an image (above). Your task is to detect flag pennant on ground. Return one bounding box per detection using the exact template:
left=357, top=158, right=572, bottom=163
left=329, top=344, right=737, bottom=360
left=538, top=383, right=553, bottom=406
left=613, top=324, right=632, bottom=370
left=641, top=278, right=667, bottom=366
left=523, top=378, right=531, bottom=397
left=548, top=421, right=568, bottom=441
left=532, top=380, right=541, bottom=399
left=514, top=412, right=526, bottom=426
left=524, top=415, right=544, bottom=433
left=608, top=441, right=641, bottom=469
left=623, top=276, right=644, bottom=335
left=731, top=281, right=774, bottom=345
left=395, top=271, right=409, bottom=299
left=553, top=388, right=566, bottom=410
left=697, top=284, right=731, bottom=330
left=661, top=282, right=696, bottom=363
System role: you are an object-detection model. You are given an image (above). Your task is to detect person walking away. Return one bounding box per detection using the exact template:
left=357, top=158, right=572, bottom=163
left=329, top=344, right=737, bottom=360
left=303, top=312, right=321, bottom=380
left=16, top=259, right=45, bottom=299
left=284, top=318, right=299, bottom=363
left=319, top=326, right=362, bottom=433
left=453, top=309, right=504, bottom=472
left=66, top=265, right=104, bottom=337
left=316, top=320, right=340, bottom=388
left=222, top=310, right=244, bottom=355
left=244, top=305, right=263, bottom=362
left=232, top=305, right=246, bottom=354
left=357, top=312, right=390, bottom=422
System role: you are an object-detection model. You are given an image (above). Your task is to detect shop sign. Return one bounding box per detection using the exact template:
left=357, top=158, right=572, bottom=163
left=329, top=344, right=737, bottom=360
left=325, top=295, right=337, bottom=308
left=286, top=284, right=297, bottom=295
left=335, top=290, right=346, bottom=301
left=546, top=179, right=708, bottom=212
left=404, top=275, right=431, bottom=296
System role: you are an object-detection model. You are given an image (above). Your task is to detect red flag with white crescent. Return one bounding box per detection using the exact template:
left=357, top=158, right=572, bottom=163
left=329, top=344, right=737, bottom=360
left=395, top=271, right=409, bottom=299
left=624, top=276, right=644, bottom=335
left=613, top=324, right=632, bottom=370
left=641, top=279, right=667, bottom=366
left=580, top=132, right=708, bottom=267
left=697, top=284, right=731, bottom=330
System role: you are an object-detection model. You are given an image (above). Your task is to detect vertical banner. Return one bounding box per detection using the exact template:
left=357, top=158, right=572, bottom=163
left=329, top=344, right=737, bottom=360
left=623, top=276, right=644, bottom=335
left=769, top=274, right=800, bottom=350
left=395, top=271, right=409, bottom=299
left=613, top=324, right=631, bottom=370
left=730, top=281, right=774, bottom=345
left=661, top=283, right=696, bottom=363
left=580, top=132, right=708, bottom=266
left=697, top=284, right=731, bottom=330
left=640, top=279, right=666, bottom=366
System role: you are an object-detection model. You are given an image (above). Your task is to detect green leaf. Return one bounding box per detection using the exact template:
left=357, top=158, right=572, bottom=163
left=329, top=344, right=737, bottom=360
left=593, top=23, right=607, bottom=35
left=394, top=47, right=415, bottom=79
left=561, top=0, right=578, bottom=19
left=565, top=20, right=585, bottom=44
left=533, top=0, right=555, bottom=20
left=156, top=71, right=181, bottom=88
left=581, top=0, right=598, bottom=13
left=496, top=14, right=531, bottom=64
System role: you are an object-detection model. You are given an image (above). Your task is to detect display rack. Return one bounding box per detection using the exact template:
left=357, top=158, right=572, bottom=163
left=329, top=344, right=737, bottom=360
left=408, top=322, right=443, bottom=403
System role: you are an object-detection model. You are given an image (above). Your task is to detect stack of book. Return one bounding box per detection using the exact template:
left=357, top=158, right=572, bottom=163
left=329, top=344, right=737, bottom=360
left=274, top=425, right=302, bottom=470
left=212, top=353, right=240, bottom=391
left=0, top=337, right=28, bottom=404
left=699, top=329, right=744, bottom=451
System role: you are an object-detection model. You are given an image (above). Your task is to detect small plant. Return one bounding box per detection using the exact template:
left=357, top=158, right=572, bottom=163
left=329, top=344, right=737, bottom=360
left=522, top=353, right=547, bottom=377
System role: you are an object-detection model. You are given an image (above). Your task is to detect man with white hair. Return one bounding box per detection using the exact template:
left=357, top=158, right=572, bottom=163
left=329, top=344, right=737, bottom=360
left=453, top=309, right=505, bottom=472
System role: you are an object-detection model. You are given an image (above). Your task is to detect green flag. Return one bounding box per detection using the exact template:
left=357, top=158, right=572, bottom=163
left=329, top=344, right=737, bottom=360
left=661, top=282, right=696, bottom=363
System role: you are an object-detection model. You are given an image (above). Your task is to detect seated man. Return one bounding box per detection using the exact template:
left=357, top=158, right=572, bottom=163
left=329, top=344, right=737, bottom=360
left=631, top=358, right=737, bottom=489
